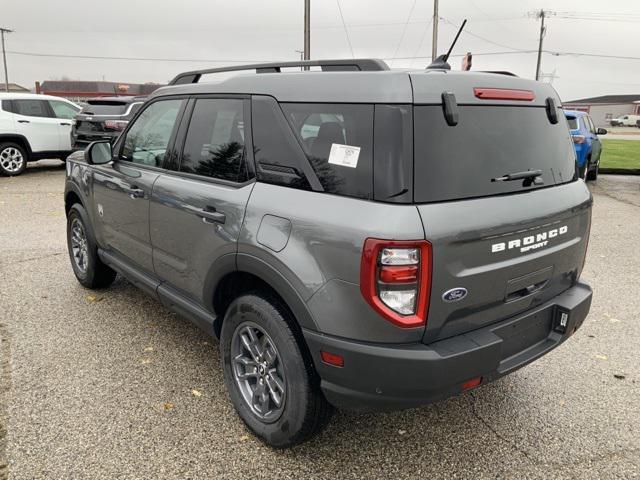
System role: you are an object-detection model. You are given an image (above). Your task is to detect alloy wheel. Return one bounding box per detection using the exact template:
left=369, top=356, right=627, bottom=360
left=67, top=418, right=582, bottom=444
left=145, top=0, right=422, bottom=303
left=0, top=147, right=24, bottom=173
left=231, top=322, right=287, bottom=423
left=70, top=218, right=89, bottom=273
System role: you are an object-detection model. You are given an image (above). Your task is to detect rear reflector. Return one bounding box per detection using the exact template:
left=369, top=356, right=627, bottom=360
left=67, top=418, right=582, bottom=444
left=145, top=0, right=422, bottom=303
left=461, top=377, right=483, bottom=392
left=320, top=351, right=344, bottom=368
left=474, top=88, right=535, bottom=101
left=379, top=265, right=419, bottom=283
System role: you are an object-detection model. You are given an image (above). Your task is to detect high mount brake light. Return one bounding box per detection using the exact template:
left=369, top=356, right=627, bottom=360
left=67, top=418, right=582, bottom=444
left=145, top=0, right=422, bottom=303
left=360, top=239, right=432, bottom=328
left=474, top=88, right=535, bottom=101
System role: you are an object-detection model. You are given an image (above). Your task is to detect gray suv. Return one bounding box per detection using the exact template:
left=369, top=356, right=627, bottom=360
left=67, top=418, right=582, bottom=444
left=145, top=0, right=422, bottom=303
left=64, top=59, right=593, bottom=448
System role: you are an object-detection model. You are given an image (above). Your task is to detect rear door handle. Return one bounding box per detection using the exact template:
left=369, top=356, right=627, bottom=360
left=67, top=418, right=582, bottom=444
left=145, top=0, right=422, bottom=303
left=193, top=206, right=226, bottom=224
left=123, top=185, right=145, bottom=199
left=17, top=120, right=30, bottom=124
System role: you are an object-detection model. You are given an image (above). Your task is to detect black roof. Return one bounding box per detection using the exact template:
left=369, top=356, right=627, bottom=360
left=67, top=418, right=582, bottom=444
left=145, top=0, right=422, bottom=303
left=565, top=94, right=640, bottom=104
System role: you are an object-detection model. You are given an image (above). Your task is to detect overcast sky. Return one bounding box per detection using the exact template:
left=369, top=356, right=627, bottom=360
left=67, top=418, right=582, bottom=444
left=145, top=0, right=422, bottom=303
left=2, top=0, right=640, bottom=101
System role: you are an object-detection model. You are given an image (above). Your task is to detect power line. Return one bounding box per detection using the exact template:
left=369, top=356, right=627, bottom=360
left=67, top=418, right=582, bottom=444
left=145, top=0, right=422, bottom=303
left=409, top=18, right=433, bottom=68
left=390, top=0, right=418, bottom=66
left=440, top=17, right=529, bottom=51
left=335, top=0, right=355, bottom=59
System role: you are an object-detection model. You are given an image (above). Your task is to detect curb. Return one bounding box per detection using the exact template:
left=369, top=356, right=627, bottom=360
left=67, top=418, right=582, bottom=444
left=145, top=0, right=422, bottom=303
left=600, top=168, right=640, bottom=175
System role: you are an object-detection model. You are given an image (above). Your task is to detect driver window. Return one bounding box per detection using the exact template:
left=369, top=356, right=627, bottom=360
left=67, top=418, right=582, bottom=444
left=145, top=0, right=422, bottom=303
left=120, top=99, right=183, bottom=166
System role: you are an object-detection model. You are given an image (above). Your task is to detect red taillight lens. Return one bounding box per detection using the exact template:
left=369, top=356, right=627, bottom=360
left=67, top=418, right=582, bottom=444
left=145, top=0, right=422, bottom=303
left=473, top=88, right=535, bottom=101
left=104, top=120, right=128, bottom=131
left=360, top=239, right=432, bottom=328
left=379, top=265, right=419, bottom=283
left=572, top=135, right=586, bottom=144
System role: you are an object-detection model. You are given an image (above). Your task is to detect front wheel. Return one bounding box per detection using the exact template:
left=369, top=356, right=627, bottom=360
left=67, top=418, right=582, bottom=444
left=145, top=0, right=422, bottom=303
left=587, top=163, right=599, bottom=181
left=220, top=294, right=333, bottom=448
left=578, top=164, right=588, bottom=181
left=0, top=142, right=27, bottom=176
left=66, top=204, right=117, bottom=289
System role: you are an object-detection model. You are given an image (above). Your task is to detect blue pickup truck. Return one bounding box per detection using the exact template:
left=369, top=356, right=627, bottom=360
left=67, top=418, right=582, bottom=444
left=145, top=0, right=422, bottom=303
left=564, top=110, right=607, bottom=181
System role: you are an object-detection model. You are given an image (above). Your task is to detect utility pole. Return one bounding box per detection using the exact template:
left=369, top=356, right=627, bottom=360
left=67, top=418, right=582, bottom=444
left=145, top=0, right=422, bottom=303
left=431, top=0, right=439, bottom=61
left=529, top=10, right=554, bottom=81
left=304, top=0, right=310, bottom=61
left=0, top=27, right=12, bottom=93
left=535, top=9, right=545, bottom=81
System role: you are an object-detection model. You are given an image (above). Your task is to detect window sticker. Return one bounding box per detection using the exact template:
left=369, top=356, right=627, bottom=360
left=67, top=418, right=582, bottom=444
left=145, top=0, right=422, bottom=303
left=328, top=143, right=361, bottom=168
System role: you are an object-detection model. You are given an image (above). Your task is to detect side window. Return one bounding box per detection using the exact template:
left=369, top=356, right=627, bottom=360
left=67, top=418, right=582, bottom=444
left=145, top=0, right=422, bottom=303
left=282, top=103, right=374, bottom=200
left=120, top=99, right=183, bottom=167
left=13, top=100, right=51, bottom=118
left=251, top=96, right=312, bottom=190
left=49, top=100, right=80, bottom=119
left=179, top=98, right=248, bottom=182
left=586, top=116, right=596, bottom=134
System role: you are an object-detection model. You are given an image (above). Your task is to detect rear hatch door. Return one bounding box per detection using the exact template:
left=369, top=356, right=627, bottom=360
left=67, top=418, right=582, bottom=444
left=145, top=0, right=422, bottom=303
left=410, top=72, right=592, bottom=343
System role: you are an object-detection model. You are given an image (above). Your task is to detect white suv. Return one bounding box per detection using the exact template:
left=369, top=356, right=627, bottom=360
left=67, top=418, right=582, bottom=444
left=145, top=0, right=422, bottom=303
left=0, top=93, right=81, bottom=176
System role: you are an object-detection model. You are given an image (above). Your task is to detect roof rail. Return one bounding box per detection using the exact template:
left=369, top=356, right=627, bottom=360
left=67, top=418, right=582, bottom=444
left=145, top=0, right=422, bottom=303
left=168, top=58, right=390, bottom=85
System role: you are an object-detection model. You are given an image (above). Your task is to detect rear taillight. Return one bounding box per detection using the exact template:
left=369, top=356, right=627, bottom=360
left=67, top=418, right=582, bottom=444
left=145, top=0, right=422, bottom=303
left=104, top=120, right=129, bottom=131
left=572, top=135, right=586, bottom=144
left=360, top=239, right=432, bottom=328
left=473, top=88, right=535, bottom=101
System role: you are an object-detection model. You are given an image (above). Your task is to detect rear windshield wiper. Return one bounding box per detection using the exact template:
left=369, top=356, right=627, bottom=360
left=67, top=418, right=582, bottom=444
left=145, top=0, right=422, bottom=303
left=491, top=169, right=543, bottom=186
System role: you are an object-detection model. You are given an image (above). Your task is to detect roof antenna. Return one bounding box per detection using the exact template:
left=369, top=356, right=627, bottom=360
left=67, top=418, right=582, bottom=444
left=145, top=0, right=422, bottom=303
left=427, top=19, right=467, bottom=70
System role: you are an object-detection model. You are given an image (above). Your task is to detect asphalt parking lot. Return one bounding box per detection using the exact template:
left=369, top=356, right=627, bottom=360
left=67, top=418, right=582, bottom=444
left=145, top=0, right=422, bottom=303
left=1, top=161, right=639, bottom=479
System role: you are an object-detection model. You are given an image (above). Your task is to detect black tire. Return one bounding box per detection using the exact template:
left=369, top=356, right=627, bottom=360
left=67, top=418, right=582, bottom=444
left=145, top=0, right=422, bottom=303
left=587, top=163, right=598, bottom=181
left=578, top=164, right=588, bottom=181
left=220, top=294, right=333, bottom=448
left=66, top=203, right=117, bottom=289
left=0, top=142, right=28, bottom=176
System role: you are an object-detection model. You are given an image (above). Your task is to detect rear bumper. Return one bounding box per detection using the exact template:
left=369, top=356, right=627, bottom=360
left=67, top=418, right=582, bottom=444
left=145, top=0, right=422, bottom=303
left=304, top=282, right=592, bottom=411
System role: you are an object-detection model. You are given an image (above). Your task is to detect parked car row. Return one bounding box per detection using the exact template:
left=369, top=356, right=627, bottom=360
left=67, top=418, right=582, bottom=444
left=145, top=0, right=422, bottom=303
left=564, top=110, right=607, bottom=181
left=0, top=92, right=146, bottom=176
left=609, top=114, right=640, bottom=127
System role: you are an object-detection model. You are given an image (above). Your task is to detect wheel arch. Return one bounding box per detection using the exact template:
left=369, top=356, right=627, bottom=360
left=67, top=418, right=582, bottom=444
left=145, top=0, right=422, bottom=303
left=0, top=134, right=32, bottom=157
left=206, top=253, right=319, bottom=339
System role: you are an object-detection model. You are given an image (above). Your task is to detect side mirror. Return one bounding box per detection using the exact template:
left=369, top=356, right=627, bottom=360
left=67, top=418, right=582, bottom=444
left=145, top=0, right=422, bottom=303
left=596, top=128, right=608, bottom=135
left=84, top=140, right=113, bottom=165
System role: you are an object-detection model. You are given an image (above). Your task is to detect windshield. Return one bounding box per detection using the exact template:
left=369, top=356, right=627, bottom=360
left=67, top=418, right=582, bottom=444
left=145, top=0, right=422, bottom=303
left=414, top=105, right=576, bottom=203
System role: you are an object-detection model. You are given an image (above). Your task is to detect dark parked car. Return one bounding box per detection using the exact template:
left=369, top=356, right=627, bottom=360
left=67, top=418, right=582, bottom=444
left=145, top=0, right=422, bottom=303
left=64, top=59, right=593, bottom=448
left=71, top=96, right=145, bottom=150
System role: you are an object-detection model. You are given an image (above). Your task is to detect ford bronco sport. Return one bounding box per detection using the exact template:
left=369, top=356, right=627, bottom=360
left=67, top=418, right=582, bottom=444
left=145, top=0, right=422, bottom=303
left=64, top=58, right=593, bottom=448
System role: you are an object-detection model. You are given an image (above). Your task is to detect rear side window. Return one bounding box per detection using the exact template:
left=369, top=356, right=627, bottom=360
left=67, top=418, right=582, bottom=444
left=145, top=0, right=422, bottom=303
left=283, top=103, right=374, bottom=200
left=251, top=96, right=312, bottom=191
left=12, top=100, right=51, bottom=118
left=414, top=106, right=576, bottom=203
left=49, top=100, right=79, bottom=119
left=179, top=98, right=248, bottom=183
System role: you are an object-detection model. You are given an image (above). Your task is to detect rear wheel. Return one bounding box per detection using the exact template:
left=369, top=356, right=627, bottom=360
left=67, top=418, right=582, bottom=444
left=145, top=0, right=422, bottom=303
left=0, top=142, right=27, bottom=176
left=220, top=294, right=332, bottom=448
left=66, top=204, right=117, bottom=289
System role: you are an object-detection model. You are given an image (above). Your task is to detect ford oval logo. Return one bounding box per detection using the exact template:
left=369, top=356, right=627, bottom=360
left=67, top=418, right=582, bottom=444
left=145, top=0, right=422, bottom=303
left=442, top=287, right=468, bottom=303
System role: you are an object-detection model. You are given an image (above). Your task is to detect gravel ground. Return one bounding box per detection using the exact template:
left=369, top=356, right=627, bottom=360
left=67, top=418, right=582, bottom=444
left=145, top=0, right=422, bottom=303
left=1, top=161, right=639, bottom=479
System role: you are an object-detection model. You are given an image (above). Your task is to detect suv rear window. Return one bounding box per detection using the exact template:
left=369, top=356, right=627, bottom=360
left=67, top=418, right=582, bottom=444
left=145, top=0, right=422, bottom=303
left=414, top=106, right=576, bottom=203
left=283, top=103, right=373, bottom=200
left=82, top=100, right=131, bottom=115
